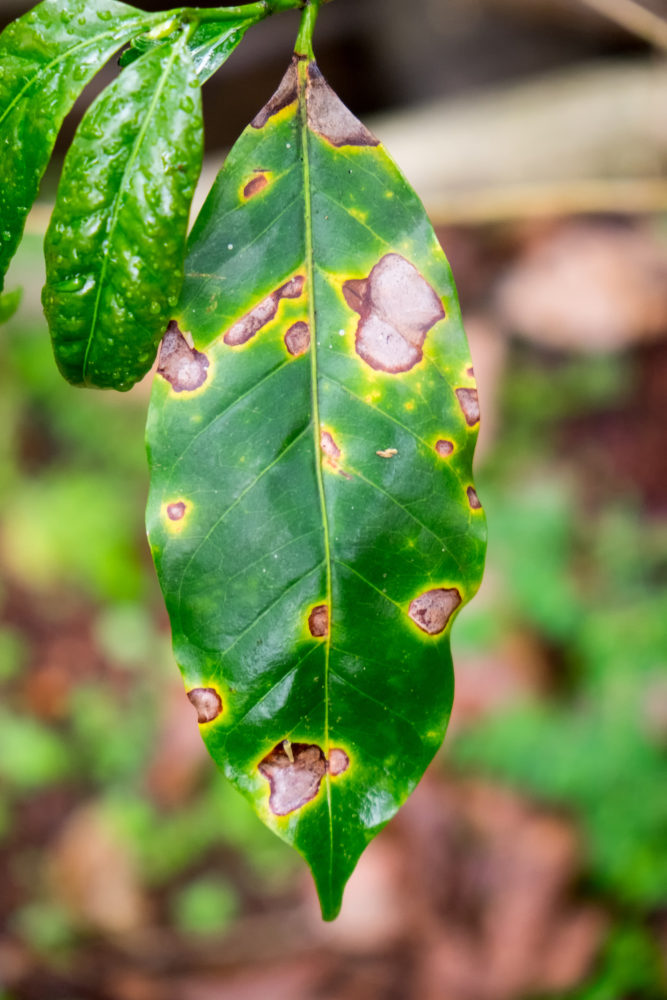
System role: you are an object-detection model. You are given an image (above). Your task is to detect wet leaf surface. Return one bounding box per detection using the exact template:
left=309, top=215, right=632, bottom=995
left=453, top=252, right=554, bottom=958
left=42, top=31, right=203, bottom=389
left=146, top=54, right=486, bottom=917
left=0, top=0, right=151, bottom=292
left=120, top=18, right=254, bottom=84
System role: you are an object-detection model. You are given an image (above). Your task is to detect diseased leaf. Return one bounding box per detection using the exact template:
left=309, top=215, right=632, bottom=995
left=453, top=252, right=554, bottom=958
left=0, top=287, right=22, bottom=324
left=120, top=19, right=253, bottom=83
left=0, top=0, right=151, bottom=292
left=146, top=54, right=486, bottom=918
left=42, top=33, right=203, bottom=390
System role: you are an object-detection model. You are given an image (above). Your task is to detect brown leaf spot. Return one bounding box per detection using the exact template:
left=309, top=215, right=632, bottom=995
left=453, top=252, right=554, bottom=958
left=284, top=321, right=310, bottom=356
left=243, top=173, right=269, bottom=199
left=224, top=276, right=305, bottom=347
left=409, top=587, right=462, bottom=635
left=224, top=294, right=277, bottom=347
left=376, top=448, right=398, bottom=458
left=308, top=604, right=329, bottom=638
left=467, top=365, right=475, bottom=377
left=467, top=486, right=482, bottom=510
left=342, top=278, right=367, bottom=313
left=328, top=748, right=349, bottom=776
left=187, top=687, right=222, bottom=724
left=259, top=742, right=326, bottom=816
left=166, top=501, right=186, bottom=521
left=343, top=254, right=445, bottom=374
left=306, top=63, right=379, bottom=147
left=320, top=430, right=341, bottom=463
left=251, top=57, right=298, bottom=128
left=435, top=439, right=454, bottom=457
left=279, top=275, right=305, bottom=299
left=158, top=322, right=209, bottom=392
left=320, top=429, right=352, bottom=480
left=456, top=387, right=480, bottom=426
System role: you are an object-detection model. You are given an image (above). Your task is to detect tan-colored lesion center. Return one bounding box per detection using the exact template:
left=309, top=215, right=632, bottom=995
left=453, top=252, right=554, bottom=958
left=259, top=741, right=350, bottom=816
left=343, top=254, right=445, bottom=374
left=187, top=687, right=222, bottom=723
left=408, top=587, right=461, bottom=635
left=157, top=322, right=209, bottom=392
left=223, top=276, right=305, bottom=347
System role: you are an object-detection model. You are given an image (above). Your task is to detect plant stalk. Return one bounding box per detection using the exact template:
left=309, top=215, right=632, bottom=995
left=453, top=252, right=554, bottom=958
left=144, top=1, right=331, bottom=42
left=179, top=1, right=319, bottom=25
left=295, top=0, right=322, bottom=58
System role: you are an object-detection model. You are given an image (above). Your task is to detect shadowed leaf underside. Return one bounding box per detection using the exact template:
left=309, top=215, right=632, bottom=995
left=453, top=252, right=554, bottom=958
left=146, top=55, right=486, bottom=919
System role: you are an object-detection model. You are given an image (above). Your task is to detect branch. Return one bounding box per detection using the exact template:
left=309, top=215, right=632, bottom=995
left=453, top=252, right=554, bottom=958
left=182, top=1, right=330, bottom=24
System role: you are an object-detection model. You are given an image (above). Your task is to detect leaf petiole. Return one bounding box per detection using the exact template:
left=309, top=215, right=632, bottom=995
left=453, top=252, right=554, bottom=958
left=172, top=1, right=325, bottom=27
left=143, top=0, right=330, bottom=44
left=295, top=0, right=323, bottom=58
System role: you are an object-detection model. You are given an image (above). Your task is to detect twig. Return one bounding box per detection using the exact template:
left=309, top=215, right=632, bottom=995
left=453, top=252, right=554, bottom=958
left=578, top=0, right=667, bottom=52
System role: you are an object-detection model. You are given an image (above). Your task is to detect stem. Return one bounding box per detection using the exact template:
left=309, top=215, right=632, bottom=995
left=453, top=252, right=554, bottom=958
left=173, top=1, right=311, bottom=24
left=145, top=1, right=331, bottom=40
left=578, top=0, right=667, bottom=52
left=295, top=0, right=323, bottom=58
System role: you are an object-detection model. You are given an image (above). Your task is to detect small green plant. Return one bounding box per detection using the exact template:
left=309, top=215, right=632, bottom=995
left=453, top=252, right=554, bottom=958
left=1, top=0, right=486, bottom=917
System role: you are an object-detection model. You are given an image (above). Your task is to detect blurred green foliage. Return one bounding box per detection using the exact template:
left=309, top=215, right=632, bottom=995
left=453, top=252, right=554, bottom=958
left=452, top=349, right=667, bottom=999
left=171, top=877, right=239, bottom=936
left=0, top=710, right=73, bottom=789
left=0, top=238, right=297, bottom=960
left=1, top=241, right=664, bottom=996
left=567, top=924, right=666, bottom=1000
left=0, top=288, right=22, bottom=325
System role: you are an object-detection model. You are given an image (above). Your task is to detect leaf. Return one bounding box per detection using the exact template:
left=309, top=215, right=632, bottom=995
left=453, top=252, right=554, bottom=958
left=188, top=21, right=252, bottom=83
left=145, top=55, right=486, bottom=919
left=42, top=32, right=203, bottom=390
left=120, top=19, right=253, bottom=83
left=0, top=0, right=152, bottom=293
left=0, top=287, right=22, bottom=324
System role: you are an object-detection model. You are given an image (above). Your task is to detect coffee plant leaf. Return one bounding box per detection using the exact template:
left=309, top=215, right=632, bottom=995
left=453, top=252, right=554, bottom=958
left=146, top=53, right=486, bottom=919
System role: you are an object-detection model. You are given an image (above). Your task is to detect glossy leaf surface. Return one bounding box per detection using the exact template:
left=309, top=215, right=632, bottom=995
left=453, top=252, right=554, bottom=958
left=120, top=19, right=253, bottom=83
left=0, top=0, right=151, bottom=293
left=43, top=33, right=203, bottom=390
left=146, top=55, right=486, bottom=918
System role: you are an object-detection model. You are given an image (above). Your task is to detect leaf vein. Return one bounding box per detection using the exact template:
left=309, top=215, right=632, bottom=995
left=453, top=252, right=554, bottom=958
left=175, top=423, right=312, bottom=617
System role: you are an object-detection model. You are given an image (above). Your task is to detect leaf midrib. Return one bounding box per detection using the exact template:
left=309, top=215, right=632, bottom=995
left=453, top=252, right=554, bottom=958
left=81, top=37, right=186, bottom=382
left=297, top=56, right=335, bottom=886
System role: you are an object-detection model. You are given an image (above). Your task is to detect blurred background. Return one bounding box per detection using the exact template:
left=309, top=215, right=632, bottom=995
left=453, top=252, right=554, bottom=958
left=1, top=0, right=666, bottom=997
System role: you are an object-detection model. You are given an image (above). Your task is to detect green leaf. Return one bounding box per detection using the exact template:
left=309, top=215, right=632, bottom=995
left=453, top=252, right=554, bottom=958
left=120, top=19, right=253, bottom=83
left=188, top=21, right=252, bottom=83
left=42, top=31, right=203, bottom=390
left=146, top=56, right=486, bottom=919
left=0, top=288, right=22, bottom=324
left=0, top=0, right=151, bottom=292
